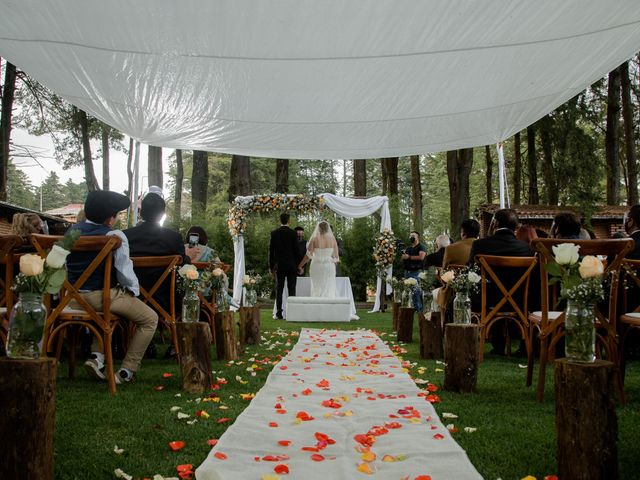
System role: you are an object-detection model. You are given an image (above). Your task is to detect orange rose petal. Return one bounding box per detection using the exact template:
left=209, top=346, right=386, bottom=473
left=415, top=476, right=432, bottom=480
left=214, top=452, right=228, bottom=460
left=217, top=417, right=232, bottom=424
left=207, top=439, right=218, bottom=446
left=357, top=462, right=375, bottom=475
left=169, top=441, right=185, bottom=451
left=278, top=440, right=292, bottom=447
left=310, top=454, right=325, bottom=462
left=176, top=464, right=194, bottom=473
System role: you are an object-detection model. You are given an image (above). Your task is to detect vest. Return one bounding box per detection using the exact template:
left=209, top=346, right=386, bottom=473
left=66, top=222, right=116, bottom=291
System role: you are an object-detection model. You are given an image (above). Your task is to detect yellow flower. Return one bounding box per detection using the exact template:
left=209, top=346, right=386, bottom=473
left=20, top=254, right=45, bottom=276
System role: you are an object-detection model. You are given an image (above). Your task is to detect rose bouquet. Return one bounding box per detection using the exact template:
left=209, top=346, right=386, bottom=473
left=177, top=264, right=202, bottom=322
left=242, top=272, right=262, bottom=306
left=441, top=266, right=481, bottom=295
left=373, top=229, right=397, bottom=278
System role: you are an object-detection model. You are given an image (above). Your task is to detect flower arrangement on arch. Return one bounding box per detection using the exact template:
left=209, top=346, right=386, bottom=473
left=441, top=265, right=481, bottom=295
left=544, top=243, right=605, bottom=304
left=13, top=230, right=80, bottom=294
left=373, top=229, right=397, bottom=278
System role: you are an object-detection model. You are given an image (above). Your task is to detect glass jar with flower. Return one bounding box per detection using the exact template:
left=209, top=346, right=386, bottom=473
left=402, top=277, right=418, bottom=308
left=207, top=267, right=228, bottom=312
left=389, top=277, right=404, bottom=304
left=178, top=264, right=201, bottom=323
left=418, top=267, right=437, bottom=313
left=242, top=272, right=262, bottom=307
left=545, top=243, right=605, bottom=363
left=7, top=231, right=79, bottom=358
left=441, top=266, right=481, bottom=324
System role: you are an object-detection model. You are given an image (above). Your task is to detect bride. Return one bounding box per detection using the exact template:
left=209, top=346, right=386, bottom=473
left=298, top=221, right=339, bottom=298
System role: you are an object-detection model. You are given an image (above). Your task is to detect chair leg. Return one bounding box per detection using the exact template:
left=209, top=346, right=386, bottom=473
left=170, top=322, right=181, bottom=363
left=526, top=327, right=535, bottom=387
left=536, top=337, right=549, bottom=402
left=104, top=331, right=117, bottom=394
left=68, top=326, right=78, bottom=379
left=478, top=324, right=486, bottom=362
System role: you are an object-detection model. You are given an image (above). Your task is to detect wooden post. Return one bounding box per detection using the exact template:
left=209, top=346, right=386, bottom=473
left=378, top=279, right=386, bottom=313
left=0, top=358, right=56, bottom=480
left=555, top=359, right=618, bottom=480
left=444, top=324, right=480, bottom=393
left=392, top=302, right=401, bottom=331
left=238, top=307, right=248, bottom=350
left=215, top=311, right=238, bottom=360
left=397, top=307, right=414, bottom=343
left=175, top=322, right=213, bottom=394
left=239, top=306, right=260, bottom=345
left=419, top=311, right=444, bottom=359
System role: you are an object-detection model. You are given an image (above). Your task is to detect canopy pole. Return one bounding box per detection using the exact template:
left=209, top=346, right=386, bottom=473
left=497, top=142, right=506, bottom=208
left=132, top=140, right=140, bottom=225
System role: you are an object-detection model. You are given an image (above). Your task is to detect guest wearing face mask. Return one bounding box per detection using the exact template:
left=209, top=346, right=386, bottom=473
left=401, top=231, right=427, bottom=311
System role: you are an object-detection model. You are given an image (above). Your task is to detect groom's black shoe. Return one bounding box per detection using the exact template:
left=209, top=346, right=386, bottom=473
left=276, top=312, right=284, bottom=320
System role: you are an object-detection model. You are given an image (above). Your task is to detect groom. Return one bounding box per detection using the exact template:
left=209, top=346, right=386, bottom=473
left=269, top=213, right=299, bottom=319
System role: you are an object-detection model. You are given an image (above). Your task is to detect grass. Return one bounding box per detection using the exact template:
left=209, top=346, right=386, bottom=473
left=53, top=309, right=640, bottom=479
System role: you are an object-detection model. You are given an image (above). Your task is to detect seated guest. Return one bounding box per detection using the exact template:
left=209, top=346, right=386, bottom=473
left=551, top=212, right=581, bottom=239
left=623, top=204, right=640, bottom=259
left=185, top=226, right=220, bottom=263
left=468, top=208, right=534, bottom=355
left=424, top=234, right=450, bottom=268
left=515, top=224, right=538, bottom=246
left=443, top=219, right=480, bottom=268
left=67, top=190, right=158, bottom=384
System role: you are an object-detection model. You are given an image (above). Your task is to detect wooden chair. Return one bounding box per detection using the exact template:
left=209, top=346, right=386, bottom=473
left=618, top=258, right=640, bottom=390
left=0, top=235, right=24, bottom=347
left=475, top=255, right=538, bottom=367
left=530, top=238, right=633, bottom=402
left=131, top=255, right=182, bottom=358
left=30, top=234, right=124, bottom=394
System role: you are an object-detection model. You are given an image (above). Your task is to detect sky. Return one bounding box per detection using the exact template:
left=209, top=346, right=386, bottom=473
left=12, top=127, right=173, bottom=196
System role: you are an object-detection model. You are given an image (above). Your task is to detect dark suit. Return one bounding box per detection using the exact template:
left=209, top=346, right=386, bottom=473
left=296, top=238, right=308, bottom=276
left=424, top=248, right=445, bottom=268
left=468, top=229, right=535, bottom=355
left=629, top=231, right=640, bottom=259
left=269, top=225, right=298, bottom=318
left=123, top=221, right=189, bottom=312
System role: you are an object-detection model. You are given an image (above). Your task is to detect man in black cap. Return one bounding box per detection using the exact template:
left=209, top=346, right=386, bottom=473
left=66, top=190, right=158, bottom=384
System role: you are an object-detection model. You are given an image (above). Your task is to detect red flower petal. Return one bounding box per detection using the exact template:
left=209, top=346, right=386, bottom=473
left=217, top=417, right=232, bottom=424
left=162, top=373, right=173, bottom=378
left=415, top=476, right=432, bottom=480
left=274, top=464, right=290, bottom=474
left=310, top=454, right=325, bottom=462
left=154, top=385, right=165, bottom=391
left=269, top=422, right=279, bottom=427
left=207, top=439, right=218, bottom=446
left=176, top=464, right=194, bottom=473
left=168, top=441, right=185, bottom=451
left=278, top=440, right=292, bottom=446
left=214, top=452, right=228, bottom=460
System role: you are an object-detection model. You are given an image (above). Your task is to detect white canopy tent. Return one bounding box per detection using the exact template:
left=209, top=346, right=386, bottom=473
left=1, top=1, right=640, bottom=158
left=232, top=193, right=391, bottom=312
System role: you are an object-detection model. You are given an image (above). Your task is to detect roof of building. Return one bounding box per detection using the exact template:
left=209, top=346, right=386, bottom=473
left=44, top=203, right=83, bottom=216
left=0, top=200, right=69, bottom=223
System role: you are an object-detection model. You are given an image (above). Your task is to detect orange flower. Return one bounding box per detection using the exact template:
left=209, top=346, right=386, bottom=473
left=169, top=441, right=185, bottom=451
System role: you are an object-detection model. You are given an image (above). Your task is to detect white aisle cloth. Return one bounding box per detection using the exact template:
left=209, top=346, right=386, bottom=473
left=196, top=328, right=482, bottom=480
left=273, top=277, right=359, bottom=320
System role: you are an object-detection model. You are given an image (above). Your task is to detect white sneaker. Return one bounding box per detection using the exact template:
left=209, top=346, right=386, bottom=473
left=115, top=368, right=136, bottom=384
left=84, top=358, right=106, bottom=381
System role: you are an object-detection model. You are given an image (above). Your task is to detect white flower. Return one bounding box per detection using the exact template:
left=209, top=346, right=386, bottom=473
left=418, top=271, right=428, bottom=280
left=441, top=270, right=455, bottom=283
left=20, top=254, right=45, bottom=276
left=467, top=271, right=481, bottom=283
left=579, top=255, right=604, bottom=278
left=212, top=268, right=224, bottom=277
left=404, top=278, right=418, bottom=286
left=243, top=274, right=251, bottom=285
left=178, top=264, right=198, bottom=278
left=552, top=243, right=580, bottom=265
left=45, top=244, right=70, bottom=269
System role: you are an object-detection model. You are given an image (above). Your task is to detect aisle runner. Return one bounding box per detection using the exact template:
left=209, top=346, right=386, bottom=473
left=196, top=329, right=482, bottom=480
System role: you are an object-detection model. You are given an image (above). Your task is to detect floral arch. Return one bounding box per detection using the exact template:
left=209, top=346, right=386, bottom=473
left=228, top=193, right=393, bottom=312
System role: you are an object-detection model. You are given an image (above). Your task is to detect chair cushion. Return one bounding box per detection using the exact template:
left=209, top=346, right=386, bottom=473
left=529, top=311, right=563, bottom=324
left=621, top=312, right=640, bottom=326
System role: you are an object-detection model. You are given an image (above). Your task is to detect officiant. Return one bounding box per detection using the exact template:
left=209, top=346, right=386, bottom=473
left=401, top=231, right=427, bottom=311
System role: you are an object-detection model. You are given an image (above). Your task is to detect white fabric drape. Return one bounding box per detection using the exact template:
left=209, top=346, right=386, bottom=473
left=2, top=1, right=640, bottom=158
left=231, top=194, right=392, bottom=313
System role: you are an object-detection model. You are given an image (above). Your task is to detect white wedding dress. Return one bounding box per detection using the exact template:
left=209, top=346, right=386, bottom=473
left=309, top=248, right=337, bottom=298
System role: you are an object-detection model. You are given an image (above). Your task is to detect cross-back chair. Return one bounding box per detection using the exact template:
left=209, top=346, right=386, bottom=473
left=131, top=255, right=182, bottom=359
left=0, top=234, right=25, bottom=347
left=619, top=258, right=640, bottom=391
left=475, top=255, right=538, bottom=366
left=530, top=238, right=633, bottom=403
left=31, top=233, right=123, bottom=394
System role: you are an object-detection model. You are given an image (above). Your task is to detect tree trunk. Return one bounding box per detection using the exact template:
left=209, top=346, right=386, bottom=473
left=606, top=68, right=621, bottom=205
left=384, top=157, right=398, bottom=195
left=228, top=155, right=252, bottom=201
left=239, top=306, right=260, bottom=346
left=410, top=155, right=423, bottom=233
left=176, top=322, right=213, bottom=394
left=0, top=358, right=57, bottom=480
left=148, top=145, right=163, bottom=189
left=485, top=145, right=493, bottom=204
left=101, top=125, right=110, bottom=190
left=392, top=301, right=400, bottom=331
left=444, top=324, right=480, bottom=393
left=620, top=61, right=638, bottom=206
left=214, top=311, right=238, bottom=360
left=419, top=311, right=444, bottom=359
left=555, top=359, right=618, bottom=480
left=77, top=108, right=100, bottom=192
left=526, top=125, right=539, bottom=204
left=191, top=150, right=209, bottom=219
left=0, top=62, right=17, bottom=201
left=513, top=132, right=522, bottom=205
left=539, top=116, right=558, bottom=205
left=275, top=158, right=289, bottom=193
left=446, top=149, right=473, bottom=239
left=174, top=149, right=183, bottom=228
left=380, top=158, right=388, bottom=195
left=397, top=307, right=414, bottom=343
left=353, top=159, right=367, bottom=197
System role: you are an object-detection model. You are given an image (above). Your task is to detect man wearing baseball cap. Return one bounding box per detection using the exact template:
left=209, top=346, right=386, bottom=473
left=66, top=190, right=158, bottom=384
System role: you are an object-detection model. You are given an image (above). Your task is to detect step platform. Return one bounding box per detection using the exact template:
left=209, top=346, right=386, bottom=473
left=285, top=296, right=351, bottom=322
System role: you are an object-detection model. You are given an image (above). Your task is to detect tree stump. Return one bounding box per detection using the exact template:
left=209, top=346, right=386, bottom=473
left=176, top=322, right=213, bottom=394
left=444, top=324, right=480, bottom=393
left=392, top=302, right=401, bottom=331
left=215, top=311, right=238, bottom=361
left=555, top=359, right=618, bottom=480
left=239, top=306, right=260, bottom=346
left=0, top=358, right=56, bottom=480
left=419, top=311, right=444, bottom=359
left=397, top=307, right=414, bottom=343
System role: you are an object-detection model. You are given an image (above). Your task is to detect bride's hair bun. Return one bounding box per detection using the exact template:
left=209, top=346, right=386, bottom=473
left=318, top=221, right=329, bottom=234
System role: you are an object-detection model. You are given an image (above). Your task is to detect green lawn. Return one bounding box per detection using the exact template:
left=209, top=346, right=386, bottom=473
left=54, top=309, right=640, bottom=479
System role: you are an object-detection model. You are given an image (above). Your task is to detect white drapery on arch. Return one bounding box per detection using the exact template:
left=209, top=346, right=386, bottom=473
left=232, top=193, right=392, bottom=313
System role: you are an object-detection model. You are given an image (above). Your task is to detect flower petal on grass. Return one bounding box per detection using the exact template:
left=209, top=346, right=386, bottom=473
left=168, top=441, right=185, bottom=451
left=163, top=373, right=174, bottom=378
left=114, top=468, right=133, bottom=480
left=207, top=439, right=218, bottom=446
left=113, top=445, right=124, bottom=455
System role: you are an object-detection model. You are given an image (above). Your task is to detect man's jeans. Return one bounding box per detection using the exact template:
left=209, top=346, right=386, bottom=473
left=404, top=270, right=422, bottom=312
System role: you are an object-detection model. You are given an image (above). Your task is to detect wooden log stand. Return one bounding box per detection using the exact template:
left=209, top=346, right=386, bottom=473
left=419, top=311, right=444, bottom=359
left=239, top=306, right=261, bottom=346
left=0, top=357, right=56, bottom=480
left=175, top=322, right=213, bottom=394
left=555, top=359, right=618, bottom=480
left=214, top=310, right=238, bottom=361
left=397, top=307, right=414, bottom=343
left=392, top=302, right=401, bottom=331
left=444, top=324, right=480, bottom=393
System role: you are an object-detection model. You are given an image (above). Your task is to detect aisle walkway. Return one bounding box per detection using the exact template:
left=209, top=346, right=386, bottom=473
left=196, top=329, right=482, bottom=480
